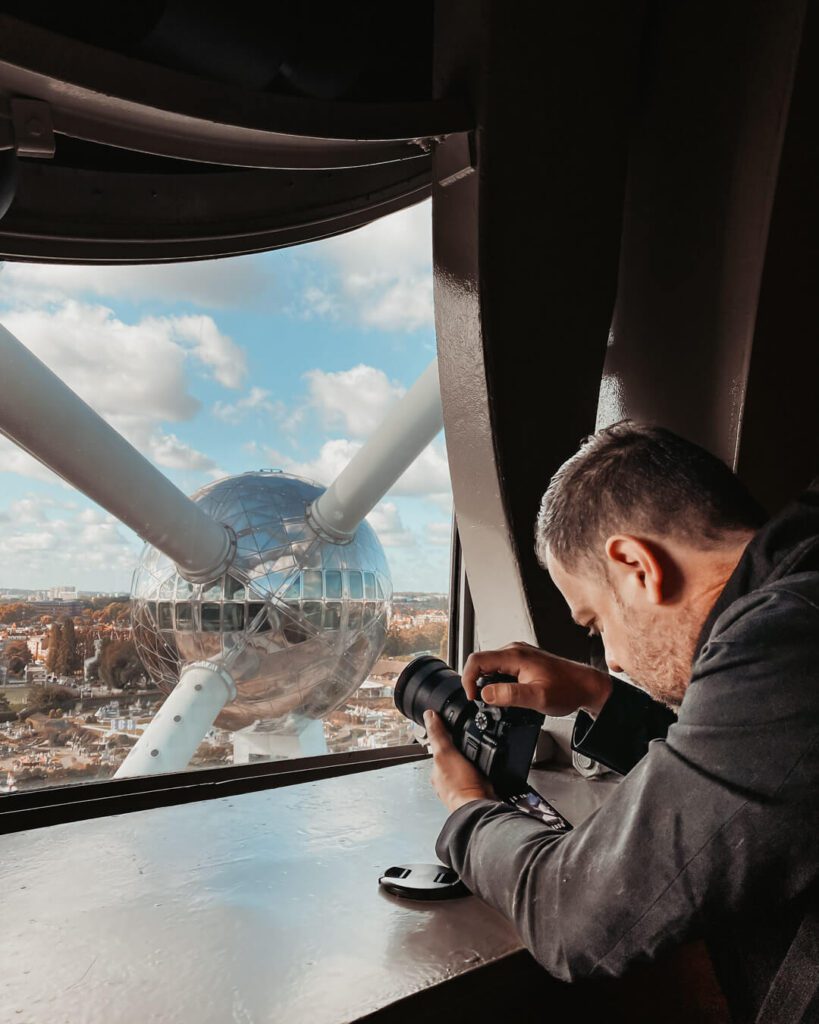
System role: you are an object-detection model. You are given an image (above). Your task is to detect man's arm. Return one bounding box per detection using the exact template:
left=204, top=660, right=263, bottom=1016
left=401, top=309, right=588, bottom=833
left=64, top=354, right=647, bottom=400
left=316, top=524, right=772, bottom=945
left=572, top=677, right=678, bottom=775
left=435, top=589, right=819, bottom=982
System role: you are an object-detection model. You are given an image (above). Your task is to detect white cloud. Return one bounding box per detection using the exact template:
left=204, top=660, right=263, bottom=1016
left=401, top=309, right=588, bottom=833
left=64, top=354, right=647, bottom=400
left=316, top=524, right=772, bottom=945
left=149, top=433, right=218, bottom=473
left=0, top=500, right=141, bottom=589
left=300, top=200, right=433, bottom=332
left=266, top=436, right=450, bottom=502
left=213, top=386, right=282, bottom=425
left=366, top=502, right=416, bottom=548
left=0, top=301, right=244, bottom=480
left=425, top=521, right=452, bottom=547
left=0, top=255, right=272, bottom=310
left=303, top=365, right=405, bottom=438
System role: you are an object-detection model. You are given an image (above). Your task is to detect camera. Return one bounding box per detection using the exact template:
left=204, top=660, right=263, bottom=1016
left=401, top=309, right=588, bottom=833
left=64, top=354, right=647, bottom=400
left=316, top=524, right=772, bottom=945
left=394, top=655, right=544, bottom=797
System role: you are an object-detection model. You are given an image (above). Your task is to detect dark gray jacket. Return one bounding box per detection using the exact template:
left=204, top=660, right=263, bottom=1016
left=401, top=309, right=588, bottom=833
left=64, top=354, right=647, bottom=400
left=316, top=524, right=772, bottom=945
left=436, top=483, right=819, bottom=1023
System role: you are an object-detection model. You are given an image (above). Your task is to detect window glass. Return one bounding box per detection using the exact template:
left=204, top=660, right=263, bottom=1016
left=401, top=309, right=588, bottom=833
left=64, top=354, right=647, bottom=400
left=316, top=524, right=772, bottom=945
left=346, top=571, right=364, bottom=600
left=324, top=603, right=342, bottom=630
left=201, top=604, right=221, bottom=632
left=0, top=201, right=453, bottom=791
left=302, top=571, right=323, bottom=599
left=175, top=603, right=194, bottom=631
left=223, top=603, right=245, bottom=631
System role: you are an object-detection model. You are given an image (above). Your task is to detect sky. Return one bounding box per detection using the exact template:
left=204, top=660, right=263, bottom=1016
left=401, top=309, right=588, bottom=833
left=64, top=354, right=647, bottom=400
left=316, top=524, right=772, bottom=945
left=0, top=199, right=452, bottom=594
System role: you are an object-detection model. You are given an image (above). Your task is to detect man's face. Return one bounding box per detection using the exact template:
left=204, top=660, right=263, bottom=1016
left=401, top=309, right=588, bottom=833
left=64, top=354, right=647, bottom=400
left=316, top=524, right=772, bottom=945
left=545, top=549, right=700, bottom=710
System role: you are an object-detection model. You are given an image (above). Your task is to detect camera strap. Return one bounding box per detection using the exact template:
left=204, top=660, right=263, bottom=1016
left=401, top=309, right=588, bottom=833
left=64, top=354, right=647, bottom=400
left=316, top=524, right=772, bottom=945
left=504, top=785, right=573, bottom=833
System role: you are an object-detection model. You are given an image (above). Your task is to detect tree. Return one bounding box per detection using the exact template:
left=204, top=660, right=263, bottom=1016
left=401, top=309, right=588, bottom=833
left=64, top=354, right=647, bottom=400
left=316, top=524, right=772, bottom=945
left=0, top=692, right=12, bottom=713
left=54, top=618, right=81, bottom=677
left=27, top=685, right=75, bottom=712
left=45, top=622, right=62, bottom=674
left=3, top=640, right=32, bottom=676
left=99, top=639, right=144, bottom=690
left=0, top=602, right=30, bottom=625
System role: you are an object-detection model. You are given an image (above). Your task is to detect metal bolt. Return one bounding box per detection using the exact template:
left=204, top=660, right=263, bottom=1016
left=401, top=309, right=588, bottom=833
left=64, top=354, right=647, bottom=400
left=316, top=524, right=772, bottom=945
left=173, top=715, right=181, bottom=722
left=150, top=749, right=159, bottom=757
left=194, top=684, right=202, bottom=691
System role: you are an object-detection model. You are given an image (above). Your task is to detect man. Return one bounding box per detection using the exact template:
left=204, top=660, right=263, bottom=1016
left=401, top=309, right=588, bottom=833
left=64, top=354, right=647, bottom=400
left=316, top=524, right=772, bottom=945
left=426, top=422, right=819, bottom=1024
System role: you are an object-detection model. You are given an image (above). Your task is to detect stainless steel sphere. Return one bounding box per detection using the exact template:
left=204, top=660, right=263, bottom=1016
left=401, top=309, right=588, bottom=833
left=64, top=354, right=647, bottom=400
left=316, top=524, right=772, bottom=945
left=130, top=472, right=392, bottom=730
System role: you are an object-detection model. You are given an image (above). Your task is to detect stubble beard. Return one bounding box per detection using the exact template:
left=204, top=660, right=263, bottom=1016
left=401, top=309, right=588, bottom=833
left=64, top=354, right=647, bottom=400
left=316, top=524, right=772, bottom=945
left=616, top=599, right=702, bottom=711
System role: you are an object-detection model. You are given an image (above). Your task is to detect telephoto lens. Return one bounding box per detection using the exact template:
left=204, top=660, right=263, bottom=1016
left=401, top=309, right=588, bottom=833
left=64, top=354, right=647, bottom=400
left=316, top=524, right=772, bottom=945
left=394, top=655, right=545, bottom=796
left=394, top=655, right=474, bottom=736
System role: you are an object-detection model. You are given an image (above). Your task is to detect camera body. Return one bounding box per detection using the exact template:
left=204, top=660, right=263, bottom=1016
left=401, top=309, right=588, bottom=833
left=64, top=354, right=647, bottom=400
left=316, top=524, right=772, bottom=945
left=394, top=656, right=544, bottom=797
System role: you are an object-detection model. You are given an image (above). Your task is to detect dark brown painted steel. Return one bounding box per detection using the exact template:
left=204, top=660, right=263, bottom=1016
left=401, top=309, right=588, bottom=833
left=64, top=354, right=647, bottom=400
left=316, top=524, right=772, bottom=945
left=736, top=2, right=819, bottom=513
left=0, top=161, right=432, bottom=263
left=433, top=2, right=643, bottom=658
left=0, top=15, right=469, bottom=169
left=0, top=745, right=427, bottom=835
left=599, top=0, right=807, bottom=470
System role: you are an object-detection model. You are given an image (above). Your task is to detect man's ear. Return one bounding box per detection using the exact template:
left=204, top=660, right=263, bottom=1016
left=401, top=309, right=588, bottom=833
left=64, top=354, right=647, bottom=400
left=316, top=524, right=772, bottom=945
left=604, top=535, right=664, bottom=605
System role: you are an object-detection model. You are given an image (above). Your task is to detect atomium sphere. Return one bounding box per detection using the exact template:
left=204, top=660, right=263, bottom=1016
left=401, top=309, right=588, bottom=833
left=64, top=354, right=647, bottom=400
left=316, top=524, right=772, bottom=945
left=130, top=471, right=392, bottom=731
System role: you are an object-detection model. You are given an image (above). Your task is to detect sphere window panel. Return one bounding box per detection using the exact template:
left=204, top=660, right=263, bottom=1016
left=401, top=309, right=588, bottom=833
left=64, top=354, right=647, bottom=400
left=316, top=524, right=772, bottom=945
left=303, top=570, right=323, bottom=599
left=223, top=603, right=245, bottom=632
left=324, top=602, right=342, bottom=630
left=364, top=572, right=376, bottom=600
left=175, top=603, right=194, bottom=631
left=325, top=571, right=343, bottom=599
left=159, top=577, right=175, bottom=599
left=225, top=575, right=246, bottom=601
left=177, top=579, right=194, bottom=599
left=283, top=576, right=301, bottom=600
left=201, top=580, right=223, bottom=601
left=158, top=602, right=173, bottom=631
left=201, top=604, right=221, bottom=632
left=247, top=602, right=273, bottom=633
left=346, top=571, right=364, bottom=599
left=303, top=601, right=323, bottom=629
left=348, top=604, right=363, bottom=630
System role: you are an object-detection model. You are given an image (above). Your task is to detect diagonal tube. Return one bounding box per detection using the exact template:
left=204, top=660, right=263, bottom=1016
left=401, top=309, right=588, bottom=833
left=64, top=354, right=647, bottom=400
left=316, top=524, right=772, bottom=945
left=0, top=323, right=234, bottom=582
left=307, top=358, right=444, bottom=541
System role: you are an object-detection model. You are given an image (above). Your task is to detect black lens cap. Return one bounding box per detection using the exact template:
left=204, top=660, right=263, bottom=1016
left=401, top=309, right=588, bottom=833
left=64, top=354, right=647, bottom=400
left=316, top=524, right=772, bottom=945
left=378, top=863, right=470, bottom=900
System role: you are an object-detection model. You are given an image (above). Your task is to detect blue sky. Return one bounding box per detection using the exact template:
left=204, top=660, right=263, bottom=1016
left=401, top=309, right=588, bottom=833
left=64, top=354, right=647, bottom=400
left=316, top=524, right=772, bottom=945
left=0, top=200, right=452, bottom=594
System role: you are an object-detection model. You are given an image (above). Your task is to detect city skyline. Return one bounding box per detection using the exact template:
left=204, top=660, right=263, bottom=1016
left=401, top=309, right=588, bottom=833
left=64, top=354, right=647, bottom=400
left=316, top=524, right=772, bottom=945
left=0, top=200, right=452, bottom=594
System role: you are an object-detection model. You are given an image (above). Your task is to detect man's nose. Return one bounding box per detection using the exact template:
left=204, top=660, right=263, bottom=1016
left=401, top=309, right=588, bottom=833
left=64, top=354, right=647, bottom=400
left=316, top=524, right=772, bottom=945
left=605, top=652, right=624, bottom=675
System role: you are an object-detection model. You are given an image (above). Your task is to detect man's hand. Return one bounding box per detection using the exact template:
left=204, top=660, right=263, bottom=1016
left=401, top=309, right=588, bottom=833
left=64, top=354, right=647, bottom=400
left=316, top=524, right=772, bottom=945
left=462, top=641, right=613, bottom=718
left=424, top=709, right=495, bottom=813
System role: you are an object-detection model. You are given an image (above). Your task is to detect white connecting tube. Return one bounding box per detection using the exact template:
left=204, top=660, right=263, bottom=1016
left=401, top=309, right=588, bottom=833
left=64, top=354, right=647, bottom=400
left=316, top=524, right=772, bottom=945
left=114, top=661, right=236, bottom=778
left=307, top=358, right=444, bottom=541
left=0, top=323, right=234, bottom=582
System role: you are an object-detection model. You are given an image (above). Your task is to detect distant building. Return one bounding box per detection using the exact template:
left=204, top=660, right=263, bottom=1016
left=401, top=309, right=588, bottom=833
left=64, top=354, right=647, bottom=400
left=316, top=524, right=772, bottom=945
left=30, top=599, right=84, bottom=618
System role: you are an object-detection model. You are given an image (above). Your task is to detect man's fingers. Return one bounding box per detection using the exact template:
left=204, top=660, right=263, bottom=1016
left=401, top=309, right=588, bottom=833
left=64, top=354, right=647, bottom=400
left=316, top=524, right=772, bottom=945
left=462, top=648, right=526, bottom=699
left=480, top=681, right=542, bottom=710
left=423, top=710, right=451, bottom=753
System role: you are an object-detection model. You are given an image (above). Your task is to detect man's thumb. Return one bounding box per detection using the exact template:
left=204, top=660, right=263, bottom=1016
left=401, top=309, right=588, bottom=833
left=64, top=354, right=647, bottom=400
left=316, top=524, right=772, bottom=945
left=481, top=681, right=539, bottom=710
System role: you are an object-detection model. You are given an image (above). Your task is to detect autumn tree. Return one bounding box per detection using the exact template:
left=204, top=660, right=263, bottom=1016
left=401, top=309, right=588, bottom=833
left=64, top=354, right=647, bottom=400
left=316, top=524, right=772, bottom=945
left=54, top=618, right=81, bottom=677
left=99, top=639, right=144, bottom=690
left=45, top=622, right=63, bottom=674
left=3, top=640, right=32, bottom=676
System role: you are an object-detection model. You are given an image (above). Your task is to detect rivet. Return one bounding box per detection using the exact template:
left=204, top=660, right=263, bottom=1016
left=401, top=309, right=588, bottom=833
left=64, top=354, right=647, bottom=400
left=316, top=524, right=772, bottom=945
left=173, top=715, right=181, bottom=722
left=194, top=683, right=202, bottom=691
left=150, top=749, right=159, bottom=757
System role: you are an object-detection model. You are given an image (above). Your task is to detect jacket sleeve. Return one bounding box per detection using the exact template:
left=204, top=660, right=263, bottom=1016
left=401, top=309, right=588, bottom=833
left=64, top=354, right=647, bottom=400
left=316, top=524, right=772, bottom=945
left=436, top=587, right=819, bottom=982
left=572, top=677, right=678, bottom=775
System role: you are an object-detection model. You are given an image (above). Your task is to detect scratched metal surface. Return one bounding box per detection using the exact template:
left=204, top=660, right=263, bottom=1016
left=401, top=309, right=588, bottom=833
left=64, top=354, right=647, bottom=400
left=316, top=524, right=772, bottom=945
left=0, top=762, right=617, bottom=1024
